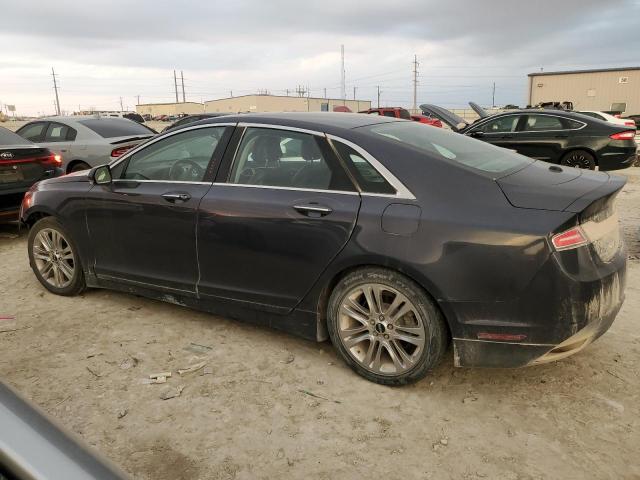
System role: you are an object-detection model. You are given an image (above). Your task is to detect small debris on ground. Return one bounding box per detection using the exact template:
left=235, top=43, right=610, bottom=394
left=177, top=361, right=207, bottom=376
left=86, top=366, right=102, bottom=378
left=127, top=306, right=141, bottom=311
left=119, top=356, right=139, bottom=370
left=117, top=408, right=128, bottom=419
left=298, top=389, right=341, bottom=404
left=200, top=366, right=213, bottom=376
left=462, top=395, right=478, bottom=404
left=160, top=385, right=185, bottom=400
left=149, top=372, right=172, bottom=379
left=280, top=353, right=295, bottom=364
left=184, top=342, right=212, bottom=355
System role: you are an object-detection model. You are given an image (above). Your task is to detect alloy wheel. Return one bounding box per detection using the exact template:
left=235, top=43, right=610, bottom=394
left=32, top=228, right=75, bottom=289
left=564, top=152, right=591, bottom=169
left=338, top=283, right=426, bottom=376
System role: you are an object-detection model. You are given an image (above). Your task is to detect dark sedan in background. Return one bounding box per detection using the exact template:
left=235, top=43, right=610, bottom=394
left=20, top=113, right=626, bottom=385
left=421, top=103, right=637, bottom=170
left=0, top=127, right=62, bottom=222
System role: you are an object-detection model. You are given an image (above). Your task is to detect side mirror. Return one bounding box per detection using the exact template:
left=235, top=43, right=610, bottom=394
left=88, top=164, right=112, bottom=185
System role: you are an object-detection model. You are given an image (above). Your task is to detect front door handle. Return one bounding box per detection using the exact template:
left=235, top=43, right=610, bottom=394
left=293, top=204, right=332, bottom=217
left=162, top=192, right=191, bottom=203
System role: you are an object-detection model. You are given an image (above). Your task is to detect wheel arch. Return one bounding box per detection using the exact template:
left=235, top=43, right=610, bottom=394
left=65, top=159, right=91, bottom=174
left=314, top=260, right=452, bottom=343
left=560, top=147, right=599, bottom=166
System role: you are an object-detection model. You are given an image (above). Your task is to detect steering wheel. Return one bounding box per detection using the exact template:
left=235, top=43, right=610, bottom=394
left=169, top=159, right=205, bottom=181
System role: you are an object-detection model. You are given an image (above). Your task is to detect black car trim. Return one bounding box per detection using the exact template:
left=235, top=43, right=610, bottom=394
left=211, top=182, right=360, bottom=195
left=112, top=179, right=211, bottom=185
left=453, top=337, right=555, bottom=347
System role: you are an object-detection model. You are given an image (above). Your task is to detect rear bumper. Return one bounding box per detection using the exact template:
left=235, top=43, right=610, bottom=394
left=447, top=243, right=626, bottom=368
left=597, top=145, right=637, bottom=171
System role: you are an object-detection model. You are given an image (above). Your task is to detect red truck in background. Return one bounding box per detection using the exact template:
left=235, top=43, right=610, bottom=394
left=359, top=107, right=442, bottom=128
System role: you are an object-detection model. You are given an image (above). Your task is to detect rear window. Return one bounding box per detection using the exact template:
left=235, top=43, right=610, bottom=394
left=78, top=118, right=154, bottom=138
left=362, top=121, right=532, bottom=174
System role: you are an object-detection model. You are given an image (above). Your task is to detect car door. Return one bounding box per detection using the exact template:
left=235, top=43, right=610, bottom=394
left=465, top=114, right=523, bottom=152
left=85, top=124, right=233, bottom=294
left=40, top=122, right=77, bottom=160
left=514, top=114, right=572, bottom=163
left=197, top=125, right=361, bottom=312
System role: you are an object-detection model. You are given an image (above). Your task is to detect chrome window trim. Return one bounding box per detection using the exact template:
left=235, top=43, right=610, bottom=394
left=236, top=122, right=325, bottom=137
left=326, top=134, right=416, bottom=200
left=109, top=122, right=238, bottom=169
left=112, top=179, right=211, bottom=185
left=211, top=182, right=359, bottom=195
left=467, top=112, right=587, bottom=135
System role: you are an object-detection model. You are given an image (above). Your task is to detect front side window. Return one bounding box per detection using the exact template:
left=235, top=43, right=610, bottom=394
left=332, top=141, right=395, bottom=194
left=383, top=111, right=396, bottom=118
left=363, top=121, right=532, bottom=175
left=45, top=122, right=76, bottom=142
left=120, top=127, right=225, bottom=182
left=17, top=122, right=47, bottom=142
left=476, top=115, right=520, bottom=133
left=523, top=115, right=563, bottom=131
left=228, top=128, right=354, bottom=191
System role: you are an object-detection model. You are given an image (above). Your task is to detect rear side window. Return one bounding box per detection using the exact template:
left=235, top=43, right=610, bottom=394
left=45, top=122, right=77, bottom=142
left=332, top=141, right=395, bottom=194
left=522, top=115, right=563, bottom=131
left=397, top=109, right=412, bottom=120
left=17, top=122, right=47, bottom=142
left=477, top=115, right=520, bottom=133
left=228, top=128, right=354, bottom=191
left=78, top=118, right=154, bottom=138
left=363, top=121, right=532, bottom=175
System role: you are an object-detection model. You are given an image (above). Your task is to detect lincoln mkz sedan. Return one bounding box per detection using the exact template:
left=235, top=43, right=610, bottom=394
left=20, top=113, right=626, bottom=385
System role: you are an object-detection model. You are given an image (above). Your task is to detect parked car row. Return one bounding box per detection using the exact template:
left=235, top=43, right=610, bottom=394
left=20, top=112, right=627, bottom=385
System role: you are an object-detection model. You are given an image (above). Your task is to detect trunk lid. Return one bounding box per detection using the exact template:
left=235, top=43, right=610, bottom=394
left=496, top=161, right=624, bottom=212
left=0, top=147, right=54, bottom=189
left=469, top=102, right=489, bottom=118
left=419, top=104, right=469, bottom=131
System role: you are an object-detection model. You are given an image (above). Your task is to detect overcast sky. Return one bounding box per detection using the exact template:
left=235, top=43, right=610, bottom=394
left=1, top=0, right=639, bottom=116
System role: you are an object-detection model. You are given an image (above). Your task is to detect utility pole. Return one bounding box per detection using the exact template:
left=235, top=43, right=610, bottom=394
left=412, top=54, right=419, bottom=111
left=230, top=90, right=233, bottom=98
left=136, top=95, right=141, bottom=105
left=340, top=45, right=346, bottom=100
left=51, top=67, right=61, bottom=116
left=377, top=86, right=381, bottom=108
left=119, top=97, right=124, bottom=111
left=323, top=87, right=327, bottom=99
left=492, top=82, right=496, bottom=107
left=353, top=86, right=356, bottom=100
left=181, top=70, right=186, bottom=102
left=173, top=70, right=179, bottom=103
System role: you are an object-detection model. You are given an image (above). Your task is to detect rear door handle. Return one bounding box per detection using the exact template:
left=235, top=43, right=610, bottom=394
left=162, top=192, right=191, bottom=203
left=293, top=204, right=332, bottom=216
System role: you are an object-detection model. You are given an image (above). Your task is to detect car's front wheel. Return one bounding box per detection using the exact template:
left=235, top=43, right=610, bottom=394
left=327, top=268, right=448, bottom=385
left=28, top=217, right=86, bottom=296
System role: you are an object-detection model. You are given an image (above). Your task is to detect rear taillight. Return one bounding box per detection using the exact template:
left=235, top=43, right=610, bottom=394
left=111, top=146, right=134, bottom=157
left=40, top=153, right=62, bottom=167
left=623, top=120, right=636, bottom=128
left=552, top=227, right=589, bottom=251
left=609, top=130, right=636, bottom=140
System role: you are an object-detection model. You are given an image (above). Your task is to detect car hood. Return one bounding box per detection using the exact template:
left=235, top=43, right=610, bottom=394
left=496, top=161, right=625, bottom=212
left=419, top=104, right=469, bottom=131
left=468, top=102, right=489, bottom=118
left=44, top=170, right=90, bottom=184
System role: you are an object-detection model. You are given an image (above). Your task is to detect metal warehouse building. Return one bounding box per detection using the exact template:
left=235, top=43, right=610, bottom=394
left=528, top=67, right=640, bottom=114
left=136, top=102, right=205, bottom=117
left=204, top=95, right=371, bottom=114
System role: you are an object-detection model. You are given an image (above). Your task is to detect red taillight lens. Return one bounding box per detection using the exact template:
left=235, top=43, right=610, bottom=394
left=609, top=130, right=636, bottom=140
left=552, top=227, right=589, bottom=251
left=111, top=146, right=134, bottom=157
left=40, top=153, right=62, bottom=167
left=624, top=120, right=636, bottom=128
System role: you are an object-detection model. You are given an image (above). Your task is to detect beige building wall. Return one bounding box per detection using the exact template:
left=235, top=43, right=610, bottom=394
left=204, top=95, right=371, bottom=113
left=136, top=102, right=204, bottom=116
left=528, top=68, right=640, bottom=114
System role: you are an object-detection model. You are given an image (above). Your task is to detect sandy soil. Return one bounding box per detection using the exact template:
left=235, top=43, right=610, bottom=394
left=1, top=170, right=640, bottom=480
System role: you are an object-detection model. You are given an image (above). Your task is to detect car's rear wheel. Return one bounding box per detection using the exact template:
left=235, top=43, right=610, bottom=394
left=28, top=217, right=86, bottom=296
left=69, top=161, right=91, bottom=173
left=327, top=268, right=448, bottom=385
left=560, top=150, right=596, bottom=170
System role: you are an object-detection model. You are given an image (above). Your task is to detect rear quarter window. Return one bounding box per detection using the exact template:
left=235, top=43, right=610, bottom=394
left=362, top=121, right=532, bottom=175
left=78, top=118, right=155, bottom=138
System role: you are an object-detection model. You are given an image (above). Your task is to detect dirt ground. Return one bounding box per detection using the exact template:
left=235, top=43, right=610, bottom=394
left=1, top=169, right=640, bottom=480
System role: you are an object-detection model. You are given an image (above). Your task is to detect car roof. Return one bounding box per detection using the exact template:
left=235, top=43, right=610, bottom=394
left=38, top=116, right=136, bottom=124
left=197, top=112, right=398, bottom=133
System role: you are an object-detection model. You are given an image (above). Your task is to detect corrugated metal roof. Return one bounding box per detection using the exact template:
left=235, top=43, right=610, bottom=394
left=528, top=66, right=640, bottom=77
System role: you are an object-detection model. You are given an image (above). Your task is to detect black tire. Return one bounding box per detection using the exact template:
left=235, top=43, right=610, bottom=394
left=69, top=161, right=91, bottom=173
left=560, top=150, right=596, bottom=170
left=27, top=217, right=86, bottom=296
left=327, top=267, right=448, bottom=385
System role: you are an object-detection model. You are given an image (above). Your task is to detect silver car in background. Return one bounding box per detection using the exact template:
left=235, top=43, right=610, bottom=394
left=15, top=116, right=156, bottom=173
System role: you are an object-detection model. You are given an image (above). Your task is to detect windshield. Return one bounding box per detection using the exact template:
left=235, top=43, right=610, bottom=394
left=362, top=121, right=532, bottom=174
left=78, top=118, right=155, bottom=138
